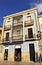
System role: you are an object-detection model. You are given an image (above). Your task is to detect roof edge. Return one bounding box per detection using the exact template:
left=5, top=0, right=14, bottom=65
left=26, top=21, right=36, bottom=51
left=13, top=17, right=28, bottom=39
left=3, top=8, right=37, bottom=18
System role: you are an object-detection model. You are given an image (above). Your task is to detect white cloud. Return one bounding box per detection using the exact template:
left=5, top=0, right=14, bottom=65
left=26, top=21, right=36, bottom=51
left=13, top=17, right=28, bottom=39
left=30, top=2, right=42, bottom=13
left=36, top=3, right=42, bottom=13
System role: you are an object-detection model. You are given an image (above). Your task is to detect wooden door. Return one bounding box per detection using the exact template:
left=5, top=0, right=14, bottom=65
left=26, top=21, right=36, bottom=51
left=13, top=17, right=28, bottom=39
left=28, top=28, right=33, bottom=38
left=6, top=32, right=9, bottom=41
left=29, top=44, right=35, bottom=62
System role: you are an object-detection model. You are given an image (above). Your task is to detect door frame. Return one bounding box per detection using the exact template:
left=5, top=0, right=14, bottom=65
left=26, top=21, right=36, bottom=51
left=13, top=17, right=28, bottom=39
left=14, top=45, right=22, bottom=61
left=29, top=44, right=35, bottom=62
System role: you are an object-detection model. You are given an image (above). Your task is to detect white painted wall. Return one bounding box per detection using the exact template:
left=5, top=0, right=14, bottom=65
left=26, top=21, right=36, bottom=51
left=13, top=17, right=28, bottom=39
left=3, top=41, right=39, bottom=53
left=39, top=17, right=42, bottom=32
left=30, top=12, right=37, bottom=34
left=22, top=41, right=39, bottom=52
left=8, top=45, right=14, bottom=52
left=22, top=42, right=28, bottom=52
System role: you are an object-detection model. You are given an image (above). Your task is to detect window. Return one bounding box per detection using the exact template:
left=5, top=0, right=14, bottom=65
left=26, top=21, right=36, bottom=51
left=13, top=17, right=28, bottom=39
left=6, top=32, right=9, bottom=41
left=0, top=45, right=2, bottom=53
left=28, top=28, right=33, bottom=38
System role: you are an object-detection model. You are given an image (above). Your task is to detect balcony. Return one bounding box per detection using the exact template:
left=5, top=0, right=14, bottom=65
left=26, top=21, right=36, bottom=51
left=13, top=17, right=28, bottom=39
left=4, top=25, right=11, bottom=30
left=24, top=20, right=34, bottom=27
left=25, top=36, right=36, bottom=41
left=12, top=35, right=23, bottom=42
left=25, top=34, right=40, bottom=41
left=13, top=21, right=23, bottom=27
left=3, top=37, right=11, bottom=43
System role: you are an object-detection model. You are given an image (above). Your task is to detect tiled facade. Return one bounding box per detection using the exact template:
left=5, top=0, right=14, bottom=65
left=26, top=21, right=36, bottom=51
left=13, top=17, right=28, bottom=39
left=0, top=8, right=42, bottom=62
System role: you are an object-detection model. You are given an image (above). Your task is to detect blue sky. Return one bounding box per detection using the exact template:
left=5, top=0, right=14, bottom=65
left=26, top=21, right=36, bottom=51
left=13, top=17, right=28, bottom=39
left=0, top=0, right=42, bottom=26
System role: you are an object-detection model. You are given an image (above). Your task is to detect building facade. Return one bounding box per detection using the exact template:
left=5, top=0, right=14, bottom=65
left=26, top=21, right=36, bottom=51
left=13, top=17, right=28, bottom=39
left=38, top=15, right=42, bottom=56
left=0, top=27, right=3, bottom=61
left=2, top=8, right=41, bottom=62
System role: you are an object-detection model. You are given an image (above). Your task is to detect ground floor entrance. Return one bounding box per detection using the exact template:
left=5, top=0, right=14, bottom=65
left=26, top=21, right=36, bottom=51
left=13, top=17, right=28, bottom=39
left=4, top=46, right=8, bottom=60
left=2, top=41, right=39, bottom=62
left=4, top=49, right=8, bottom=60
left=14, top=45, right=21, bottom=61
left=29, top=44, right=35, bottom=62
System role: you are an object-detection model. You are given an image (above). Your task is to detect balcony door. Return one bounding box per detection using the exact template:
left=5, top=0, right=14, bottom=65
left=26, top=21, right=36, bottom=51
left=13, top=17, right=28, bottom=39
left=6, top=32, right=9, bottom=41
left=28, top=28, right=33, bottom=38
